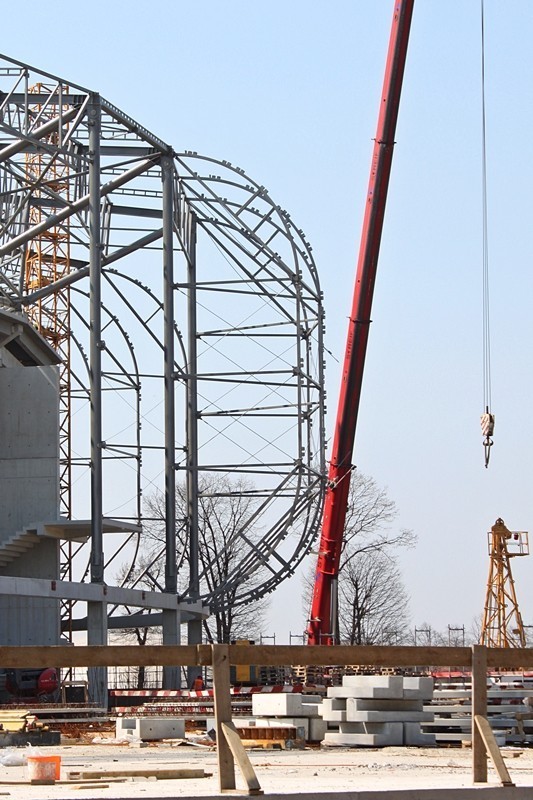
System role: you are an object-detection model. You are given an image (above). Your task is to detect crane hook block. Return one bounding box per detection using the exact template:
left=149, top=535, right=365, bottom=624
left=481, top=410, right=495, bottom=468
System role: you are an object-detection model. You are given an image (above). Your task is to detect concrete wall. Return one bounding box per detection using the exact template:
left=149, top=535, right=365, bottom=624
left=0, top=365, right=60, bottom=645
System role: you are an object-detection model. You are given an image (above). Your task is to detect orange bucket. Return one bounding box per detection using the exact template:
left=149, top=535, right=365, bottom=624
left=27, top=755, right=61, bottom=781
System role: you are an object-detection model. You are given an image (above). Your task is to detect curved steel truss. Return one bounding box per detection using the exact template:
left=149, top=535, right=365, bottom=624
left=0, top=55, right=325, bottom=628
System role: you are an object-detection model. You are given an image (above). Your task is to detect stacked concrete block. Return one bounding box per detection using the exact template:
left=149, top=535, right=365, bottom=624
left=320, top=675, right=435, bottom=747
left=116, top=716, right=185, bottom=741
left=250, top=693, right=327, bottom=742
left=251, top=692, right=321, bottom=716
left=321, top=698, right=347, bottom=722
left=403, top=676, right=434, bottom=700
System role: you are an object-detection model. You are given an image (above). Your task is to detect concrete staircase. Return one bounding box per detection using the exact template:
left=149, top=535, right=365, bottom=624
left=0, top=518, right=138, bottom=569
left=0, top=527, right=41, bottom=568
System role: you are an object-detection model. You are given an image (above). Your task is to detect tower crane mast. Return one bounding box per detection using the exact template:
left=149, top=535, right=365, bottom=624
left=480, top=518, right=528, bottom=649
left=308, top=0, right=415, bottom=645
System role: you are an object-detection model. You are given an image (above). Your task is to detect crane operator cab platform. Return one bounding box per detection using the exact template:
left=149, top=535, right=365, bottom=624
left=487, top=519, right=529, bottom=558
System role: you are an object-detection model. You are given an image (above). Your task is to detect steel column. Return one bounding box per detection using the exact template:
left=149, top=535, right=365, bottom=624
left=161, top=155, right=180, bottom=688
left=86, top=93, right=107, bottom=706
left=186, top=214, right=203, bottom=683
left=88, top=94, right=103, bottom=586
left=162, top=156, right=176, bottom=596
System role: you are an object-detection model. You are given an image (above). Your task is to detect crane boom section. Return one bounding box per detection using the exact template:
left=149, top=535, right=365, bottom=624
left=308, top=0, right=415, bottom=646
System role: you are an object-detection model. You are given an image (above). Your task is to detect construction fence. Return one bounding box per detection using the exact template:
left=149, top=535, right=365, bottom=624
left=1, top=643, right=532, bottom=793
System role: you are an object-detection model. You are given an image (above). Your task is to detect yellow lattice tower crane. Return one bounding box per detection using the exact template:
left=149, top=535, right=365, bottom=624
left=24, top=84, right=73, bottom=639
left=480, top=518, right=528, bottom=648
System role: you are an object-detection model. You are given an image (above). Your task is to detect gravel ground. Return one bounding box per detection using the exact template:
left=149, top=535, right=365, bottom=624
left=1, top=743, right=533, bottom=799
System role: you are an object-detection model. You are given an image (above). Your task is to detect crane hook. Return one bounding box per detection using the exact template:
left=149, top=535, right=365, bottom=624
left=481, top=407, right=495, bottom=468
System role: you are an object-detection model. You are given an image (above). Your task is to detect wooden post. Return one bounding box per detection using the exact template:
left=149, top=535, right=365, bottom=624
left=472, top=644, right=488, bottom=783
left=212, top=644, right=235, bottom=791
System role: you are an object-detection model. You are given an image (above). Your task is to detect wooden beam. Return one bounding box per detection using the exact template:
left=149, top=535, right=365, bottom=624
left=66, top=768, right=206, bottom=780
left=212, top=645, right=235, bottom=792
left=0, top=645, right=200, bottom=668
left=225, top=644, right=472, bottom=668
left=474, top=715, right=514, bottom=787
left=486, top=647, right=533, bottom=669
left=472, top=645, right=488, bottom=783
left=198, top=643, right=213, bottom=666
left=1, top=642, right=532, bottom=672
left=221, top=722, right=263, bottom=796
left=0, top=645, right=533, bottom=669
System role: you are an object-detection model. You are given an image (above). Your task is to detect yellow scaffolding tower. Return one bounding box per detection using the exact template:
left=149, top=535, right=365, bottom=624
left=480, top=518, right=528, bottom=648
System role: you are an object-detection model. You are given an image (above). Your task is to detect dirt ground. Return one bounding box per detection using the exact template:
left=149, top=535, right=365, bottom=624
left=1, top=743, right=533, bottom=799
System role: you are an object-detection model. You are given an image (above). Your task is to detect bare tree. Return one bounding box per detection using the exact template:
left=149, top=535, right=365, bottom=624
left=143, top=474, right=269, bottom=644
left=338, top=550, right=410, bottom=644
left=468, top=614, right=483, bottom=646
left=304, top=470, right=415, bottom=643
left=339, top=471, right=416, bottom=570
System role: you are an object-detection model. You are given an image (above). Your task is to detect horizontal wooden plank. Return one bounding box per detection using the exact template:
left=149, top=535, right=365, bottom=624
left=66, top=768, right=206, bottom=780
left=0, top=645, right=200, bottom=668
left=224, top=644, right=473, bottom=668
left=1, top=643, right=533, bottom=670
left=486, top=648, right=533, bottom=669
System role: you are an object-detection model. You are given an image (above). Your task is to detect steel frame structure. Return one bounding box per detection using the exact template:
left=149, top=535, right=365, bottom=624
left=0, top=56, right=325, bottom=659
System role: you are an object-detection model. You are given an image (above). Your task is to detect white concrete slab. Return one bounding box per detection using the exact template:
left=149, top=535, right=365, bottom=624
left=323, top=697, right=347, bottom=710
left=301, top=694, right=322, bottom=704
left=252, top=693, right=303, bottom=716
left=327, top=685, right=403, bottom=700
left=309, top=717, right=328, bottom=741
left=403, top=676, right=434, bottom=699
left=347, top=698, right=424, bottom=711
left=403, top=722, right=436, bottom=747
left=116, top=716, right=185, bottom=740
left=342, top=675, right=404, bottom=693
left=323, top=722, right=403, bottom=747
left=345, top=708, right=434, bottom=723
left=319, top=699, right=347, bottom=722
left=338, top=721, right=400, bottom=734
left=299, top=703, right=321, bottom=717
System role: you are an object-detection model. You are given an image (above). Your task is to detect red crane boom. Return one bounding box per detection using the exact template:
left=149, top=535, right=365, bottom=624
left=308, top=0, right=415, bottom=645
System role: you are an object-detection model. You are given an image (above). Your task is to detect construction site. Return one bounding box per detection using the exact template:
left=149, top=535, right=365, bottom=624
left=1, top=0, right=533, bottom=797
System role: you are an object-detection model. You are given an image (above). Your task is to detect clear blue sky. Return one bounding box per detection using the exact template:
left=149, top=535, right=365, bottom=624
left=9, top=1, right=533, bottom=641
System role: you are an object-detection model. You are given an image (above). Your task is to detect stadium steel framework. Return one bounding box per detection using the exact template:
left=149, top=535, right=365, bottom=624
left=0, top=55, right=325, bottom=691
